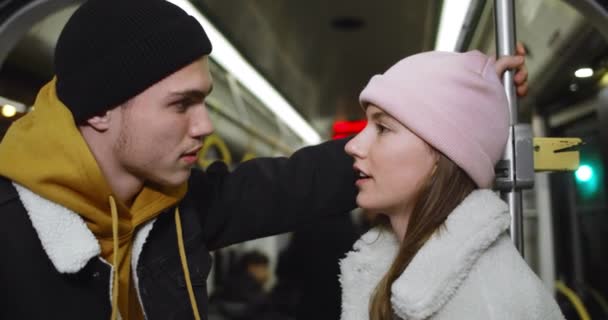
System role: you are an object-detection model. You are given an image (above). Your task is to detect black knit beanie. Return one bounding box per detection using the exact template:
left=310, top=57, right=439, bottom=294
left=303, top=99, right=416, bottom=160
left=54, top=0, right=212, bottom=123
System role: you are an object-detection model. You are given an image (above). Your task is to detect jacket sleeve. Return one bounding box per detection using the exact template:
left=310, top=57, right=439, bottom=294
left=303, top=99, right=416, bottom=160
left=187, top=138, right=358, bottom=250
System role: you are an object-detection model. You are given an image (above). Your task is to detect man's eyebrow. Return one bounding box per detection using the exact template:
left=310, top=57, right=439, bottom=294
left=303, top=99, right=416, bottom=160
left=168, top=88, right=210, bottom=100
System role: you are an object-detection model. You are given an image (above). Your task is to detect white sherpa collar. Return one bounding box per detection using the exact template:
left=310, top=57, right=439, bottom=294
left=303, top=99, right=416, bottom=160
left=340, top=227, right=399, bottom=320
left=13, top=182, right=157, bottom=276
left=340, top=190, right=510, bottom=320
left=14, top=182, right=101, bottom=273
left=391, top=189, right=510, bottom=319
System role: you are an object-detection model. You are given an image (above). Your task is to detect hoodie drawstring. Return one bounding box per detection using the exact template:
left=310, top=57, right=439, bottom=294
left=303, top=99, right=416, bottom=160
left=108, top=196, right=120, bottom=320
left=175, top=207, right=202, bottom=320
left=106, top=197, right=199, bottom=320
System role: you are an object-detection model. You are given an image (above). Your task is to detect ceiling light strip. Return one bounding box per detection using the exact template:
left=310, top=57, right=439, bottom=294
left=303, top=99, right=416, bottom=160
left=435, top=0, right=474, bottom=51
left=168, top=0, right=321, bottom=145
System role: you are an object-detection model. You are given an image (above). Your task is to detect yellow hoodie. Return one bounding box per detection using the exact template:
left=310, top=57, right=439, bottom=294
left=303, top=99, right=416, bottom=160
left=0, top=79, right=188, bottom=319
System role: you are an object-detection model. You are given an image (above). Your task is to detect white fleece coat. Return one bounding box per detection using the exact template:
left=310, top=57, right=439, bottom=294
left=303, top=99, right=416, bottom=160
left=340, top=190, right=565, bottom=320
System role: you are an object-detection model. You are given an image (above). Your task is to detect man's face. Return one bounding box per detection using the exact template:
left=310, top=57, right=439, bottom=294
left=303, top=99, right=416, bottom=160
left=110, top=57, right=214, bottom=187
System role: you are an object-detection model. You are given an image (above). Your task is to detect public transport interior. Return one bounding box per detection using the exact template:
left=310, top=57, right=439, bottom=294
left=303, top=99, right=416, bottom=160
left=1, top=0, right=607, bottom=318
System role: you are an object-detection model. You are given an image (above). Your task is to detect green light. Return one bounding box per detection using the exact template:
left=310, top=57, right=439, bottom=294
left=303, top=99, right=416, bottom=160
left=575, top=165, right=594, bottom=182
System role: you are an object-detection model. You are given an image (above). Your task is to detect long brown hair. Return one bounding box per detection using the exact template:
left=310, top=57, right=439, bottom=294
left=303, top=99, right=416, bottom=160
left=369, top=152, right=477, bottom=320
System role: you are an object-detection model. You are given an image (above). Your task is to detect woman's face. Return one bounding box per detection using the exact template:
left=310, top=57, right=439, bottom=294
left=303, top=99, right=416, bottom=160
left=345, top=105, right=437, bottom=215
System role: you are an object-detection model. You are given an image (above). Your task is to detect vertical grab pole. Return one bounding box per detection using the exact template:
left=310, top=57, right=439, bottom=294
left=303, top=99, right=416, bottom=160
left=494, top=0, right=524, bottom=254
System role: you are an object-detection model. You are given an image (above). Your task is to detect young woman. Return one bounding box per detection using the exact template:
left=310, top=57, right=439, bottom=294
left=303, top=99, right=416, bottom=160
left=340, top=50, right=564, bottom=320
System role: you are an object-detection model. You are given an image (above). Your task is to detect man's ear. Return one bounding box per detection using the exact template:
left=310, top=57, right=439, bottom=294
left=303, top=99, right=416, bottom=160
left=85, top=111, right=112, bottom=131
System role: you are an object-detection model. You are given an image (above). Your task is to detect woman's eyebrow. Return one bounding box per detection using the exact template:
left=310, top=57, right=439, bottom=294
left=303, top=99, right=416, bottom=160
left=370, top=110, right=392, bottom=122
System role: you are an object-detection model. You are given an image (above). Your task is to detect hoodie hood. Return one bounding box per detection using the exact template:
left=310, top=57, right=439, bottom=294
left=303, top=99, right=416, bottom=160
left=0, top=78, right=187, bottom=319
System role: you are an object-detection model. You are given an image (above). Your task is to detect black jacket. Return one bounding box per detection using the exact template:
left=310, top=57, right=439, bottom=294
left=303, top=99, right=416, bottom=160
left=0, top=139, right=356, bottom=319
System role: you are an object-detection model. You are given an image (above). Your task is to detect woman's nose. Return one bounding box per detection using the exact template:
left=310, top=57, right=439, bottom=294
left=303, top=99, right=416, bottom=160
left=345, top=134, right=365, bottom=158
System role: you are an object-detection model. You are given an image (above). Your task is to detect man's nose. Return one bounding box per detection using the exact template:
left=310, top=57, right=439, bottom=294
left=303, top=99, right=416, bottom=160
left=190, top=104, right=215, bottom=138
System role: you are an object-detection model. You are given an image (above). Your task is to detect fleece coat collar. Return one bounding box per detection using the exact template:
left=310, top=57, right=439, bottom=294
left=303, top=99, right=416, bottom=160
left=340, top=190, right=510, bottom=320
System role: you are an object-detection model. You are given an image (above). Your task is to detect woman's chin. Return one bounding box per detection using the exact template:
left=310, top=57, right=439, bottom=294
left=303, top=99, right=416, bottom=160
left=356, top=193, right=380, bottom=212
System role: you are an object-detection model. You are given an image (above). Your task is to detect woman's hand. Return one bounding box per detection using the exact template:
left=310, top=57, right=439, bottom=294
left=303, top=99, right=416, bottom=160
left=495, top=42, right=528, bottom=97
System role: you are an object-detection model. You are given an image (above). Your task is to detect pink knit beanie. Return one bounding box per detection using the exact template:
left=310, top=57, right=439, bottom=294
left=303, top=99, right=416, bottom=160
left=359, top=50, right=509, bottom=188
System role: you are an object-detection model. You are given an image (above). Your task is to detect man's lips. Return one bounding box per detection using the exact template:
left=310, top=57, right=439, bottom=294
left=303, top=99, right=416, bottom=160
left=183, top=145, right=202, bottom=156
left=181, top=146, right=202, bottom=164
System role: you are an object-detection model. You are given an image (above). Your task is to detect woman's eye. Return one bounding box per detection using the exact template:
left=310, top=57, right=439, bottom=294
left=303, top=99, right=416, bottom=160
left=376, top=124, right=388, bottom=134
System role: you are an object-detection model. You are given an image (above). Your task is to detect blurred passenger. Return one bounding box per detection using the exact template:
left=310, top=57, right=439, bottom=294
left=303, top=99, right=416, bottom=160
left=272, top=212, right=363, bottom=319
left=209, top=251, right=283, bottom=320
left=340, top=50, right=565, bottom=320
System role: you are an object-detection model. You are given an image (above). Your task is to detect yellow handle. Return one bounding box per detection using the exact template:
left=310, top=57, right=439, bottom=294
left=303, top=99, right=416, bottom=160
left=555, top=280, right=591, bottom=320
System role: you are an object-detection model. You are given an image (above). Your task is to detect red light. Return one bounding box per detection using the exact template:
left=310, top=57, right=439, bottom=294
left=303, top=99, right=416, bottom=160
left=332, top=120, right=367, bottom=139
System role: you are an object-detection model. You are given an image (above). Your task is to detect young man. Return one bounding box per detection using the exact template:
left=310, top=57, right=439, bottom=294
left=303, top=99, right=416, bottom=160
left=0, top=0, right=527, bottom=319
left=0, top=1, right=357, bottom=319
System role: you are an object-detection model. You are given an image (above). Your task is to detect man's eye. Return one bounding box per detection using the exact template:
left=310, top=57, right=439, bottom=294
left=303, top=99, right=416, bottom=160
left=172, top=99, right=193, bottom=112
